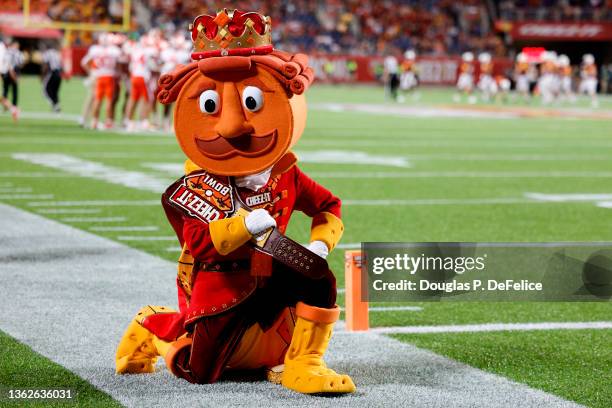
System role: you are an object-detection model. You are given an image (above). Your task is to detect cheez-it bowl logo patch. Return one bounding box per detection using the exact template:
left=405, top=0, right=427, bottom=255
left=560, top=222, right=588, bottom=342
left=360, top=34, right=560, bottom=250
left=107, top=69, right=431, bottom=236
left=170, top=172, right=234, bottom=223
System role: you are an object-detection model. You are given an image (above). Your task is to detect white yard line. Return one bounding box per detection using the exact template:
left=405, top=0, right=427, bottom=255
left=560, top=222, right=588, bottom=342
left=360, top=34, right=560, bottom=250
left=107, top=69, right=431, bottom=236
left=337, top=242, right=361, bottom=249
left=28, top=200, right=160, bottom=207
left=89, top=226, right=159, bottom=232
left=118, top=236, right=177, bottom=241
left=36, top=208, right=102, bottom=214
left=525, top=192, right=612, bottom=202
left=339, top=306, right=423, bottom=312
left=0, top=194, right=54, bottom=200
left=365, top=321, right=612, bottom=335
left=298, top=139, right=612, bottom=148
left=0, top=203, right=583, bottom=408
left=310, top=102, right=519, bottom=119
left=12, top=153, right=172, bottom=194
left=0, top=172, right=71, bottom=178
left=61, top=217, right=127, bottom=222
left=369, top=306, right=423, bottom=312
left=1, top=137, right=174, bottom=146
left=404, top=154, right=612, bottom=161
left=526, top=192, right=612, bottom=209
left=309, top=171, right=612, bottom=179
left=18, top=111, right=81, bottom=121
left=343, top=197, right=537, bottom=206
left=0, top=187, right=33, bottom=193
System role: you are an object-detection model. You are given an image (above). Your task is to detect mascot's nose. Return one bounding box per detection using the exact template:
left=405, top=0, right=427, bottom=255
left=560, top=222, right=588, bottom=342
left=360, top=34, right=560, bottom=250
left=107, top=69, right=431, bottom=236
left=215, top=82, right=254, bottom=139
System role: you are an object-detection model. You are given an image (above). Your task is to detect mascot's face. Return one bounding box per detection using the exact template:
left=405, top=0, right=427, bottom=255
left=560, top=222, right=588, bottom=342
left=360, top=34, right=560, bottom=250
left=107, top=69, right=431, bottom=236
left=173, top=66, right=306, bottom=176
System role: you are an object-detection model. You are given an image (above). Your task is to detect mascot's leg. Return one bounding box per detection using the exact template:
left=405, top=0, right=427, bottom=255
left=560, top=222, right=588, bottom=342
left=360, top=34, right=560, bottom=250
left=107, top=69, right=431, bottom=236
left=281, top=302, right=355, bottom=394
left=115, top=305, right=176, bottom=374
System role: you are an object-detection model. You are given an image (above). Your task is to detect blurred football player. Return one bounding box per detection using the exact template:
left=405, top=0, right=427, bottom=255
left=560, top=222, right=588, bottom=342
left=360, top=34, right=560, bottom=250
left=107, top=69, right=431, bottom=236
left=514, top=52, right=530, bottom=101
left=0, top=39, right=19, bottom=121
left=557, top=54, right=574, bottom=103
left=399, top=49, right=419, bottom=102
left=41, top=41, right=63, bottom=113
left=538, top=51, right=557, bottom=105
left=578, top=54, right=598, bottom=107
left=383, top=50, right=400, bottom=101
left=477, top=52, right=496, bottom=102
left=125, top=34, right=160, bottom=131
left=81, top=33, right=122, bottom=129
left=455, top=52, right=476, bottom=104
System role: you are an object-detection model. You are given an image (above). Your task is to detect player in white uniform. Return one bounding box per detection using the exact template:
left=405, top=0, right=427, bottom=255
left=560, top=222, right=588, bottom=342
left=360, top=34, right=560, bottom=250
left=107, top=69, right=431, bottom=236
left=0, top=40, right=19, bottom=121
left=578, top=54, right=598, bottom=107
left=477, top=52, right=496, bottom=101
left=537, top=51, right=557, bottom=105
left=399, top=49, right=418, bottom=102
left=81, top=33, right=122, bottom=129
left=514, top=52, right=530, bottom=101
left=455, top=52, right=476, bottom=104
left=557, top=55, right=574, bottom=102
left=125, top=35, right=159, bottom=131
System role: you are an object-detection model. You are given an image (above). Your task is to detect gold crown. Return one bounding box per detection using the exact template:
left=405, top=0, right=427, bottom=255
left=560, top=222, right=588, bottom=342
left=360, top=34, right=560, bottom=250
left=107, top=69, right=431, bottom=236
left=190, top=9, right=272, bottom=58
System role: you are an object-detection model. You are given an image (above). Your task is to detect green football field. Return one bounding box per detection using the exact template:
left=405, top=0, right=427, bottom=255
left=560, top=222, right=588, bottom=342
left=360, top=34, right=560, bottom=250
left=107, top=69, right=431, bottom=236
left=0, top=77, right=611, bottom=407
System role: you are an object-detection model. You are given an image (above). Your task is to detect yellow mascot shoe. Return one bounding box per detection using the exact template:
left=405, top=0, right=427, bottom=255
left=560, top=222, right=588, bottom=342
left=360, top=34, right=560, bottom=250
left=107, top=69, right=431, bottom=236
left=281, top=302, right=356, bottom=394
left=115, top=305, right=175, bottom=374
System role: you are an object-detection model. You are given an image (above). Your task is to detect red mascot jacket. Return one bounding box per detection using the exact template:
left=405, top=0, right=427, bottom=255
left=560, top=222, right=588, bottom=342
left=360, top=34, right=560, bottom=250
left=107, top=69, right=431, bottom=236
left=142, top=159, right=341, bottom=341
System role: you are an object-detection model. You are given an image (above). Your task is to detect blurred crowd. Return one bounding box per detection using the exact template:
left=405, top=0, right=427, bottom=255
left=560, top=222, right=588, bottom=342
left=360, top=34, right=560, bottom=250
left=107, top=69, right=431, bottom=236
left=144, top=0, right=504, bottom=57
left=498, top=0, right=612, bottom=22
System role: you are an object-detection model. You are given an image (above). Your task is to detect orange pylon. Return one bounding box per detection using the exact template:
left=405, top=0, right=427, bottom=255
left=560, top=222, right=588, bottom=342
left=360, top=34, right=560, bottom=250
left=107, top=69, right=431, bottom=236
left=344, top=250, right=369, bottom=331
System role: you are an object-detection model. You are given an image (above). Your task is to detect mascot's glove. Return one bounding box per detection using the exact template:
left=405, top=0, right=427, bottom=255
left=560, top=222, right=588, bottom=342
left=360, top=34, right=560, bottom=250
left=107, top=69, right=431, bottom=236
left=306, top=240, right=329, bottom=259
left=245, top=209, right=276, bottom=236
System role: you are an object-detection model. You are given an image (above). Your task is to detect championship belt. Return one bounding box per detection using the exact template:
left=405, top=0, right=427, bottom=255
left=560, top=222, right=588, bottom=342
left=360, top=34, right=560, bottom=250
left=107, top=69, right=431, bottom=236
left=164, top=171, right=329, bottom=280
left=230, top=178, right=329, bottom=280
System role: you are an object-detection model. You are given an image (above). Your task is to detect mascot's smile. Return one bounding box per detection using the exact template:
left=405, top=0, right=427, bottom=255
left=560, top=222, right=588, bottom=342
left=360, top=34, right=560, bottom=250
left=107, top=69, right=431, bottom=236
left=194, top=130, right=277, bottom=159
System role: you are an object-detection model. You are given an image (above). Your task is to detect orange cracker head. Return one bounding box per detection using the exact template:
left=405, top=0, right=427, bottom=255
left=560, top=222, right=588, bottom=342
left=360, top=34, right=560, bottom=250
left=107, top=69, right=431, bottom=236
left=157, top=10, right=313, bottom=176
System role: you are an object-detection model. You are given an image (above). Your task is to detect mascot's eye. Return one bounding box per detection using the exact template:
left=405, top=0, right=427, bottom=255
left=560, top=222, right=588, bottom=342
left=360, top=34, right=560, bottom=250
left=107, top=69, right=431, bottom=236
left=242, top=86, right=264, bottom=112
left=198, top=90, right=220, bottom=114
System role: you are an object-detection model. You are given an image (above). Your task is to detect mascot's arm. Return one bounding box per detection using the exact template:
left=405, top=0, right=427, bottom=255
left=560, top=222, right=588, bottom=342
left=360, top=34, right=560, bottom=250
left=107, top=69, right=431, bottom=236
left=182, top=216, right=250, bottom=258
left=208, top=215, right=251, bottom=256
left=294, top=167, right=344, bottom=252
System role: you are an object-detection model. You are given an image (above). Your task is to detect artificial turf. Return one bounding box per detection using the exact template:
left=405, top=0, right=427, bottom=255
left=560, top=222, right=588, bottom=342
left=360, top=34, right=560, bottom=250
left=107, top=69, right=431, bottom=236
left=0, top=331, right=120, bottom=407
left=392, top=330, right=612, bottom=408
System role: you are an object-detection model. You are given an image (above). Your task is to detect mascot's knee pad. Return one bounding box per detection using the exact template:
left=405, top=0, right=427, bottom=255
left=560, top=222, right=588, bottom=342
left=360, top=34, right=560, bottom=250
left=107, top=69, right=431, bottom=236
left=115, top=305, right=175, bottom=374
left=164, top=337, right=194, bottom=380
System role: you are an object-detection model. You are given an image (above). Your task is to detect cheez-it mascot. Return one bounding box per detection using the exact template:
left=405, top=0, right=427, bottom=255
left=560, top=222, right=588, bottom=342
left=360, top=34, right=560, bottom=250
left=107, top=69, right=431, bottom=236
left=115, top=9, right=355, bottom=395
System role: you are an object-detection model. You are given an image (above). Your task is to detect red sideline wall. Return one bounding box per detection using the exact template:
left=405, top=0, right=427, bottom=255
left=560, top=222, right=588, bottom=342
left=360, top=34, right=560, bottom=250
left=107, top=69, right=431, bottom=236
left=65, top=46, right=512, bottom=84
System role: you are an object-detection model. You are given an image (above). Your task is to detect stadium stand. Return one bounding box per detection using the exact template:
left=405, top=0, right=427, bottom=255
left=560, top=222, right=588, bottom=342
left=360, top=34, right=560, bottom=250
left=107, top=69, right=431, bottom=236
left=142, top=0, right=505, bottom=56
